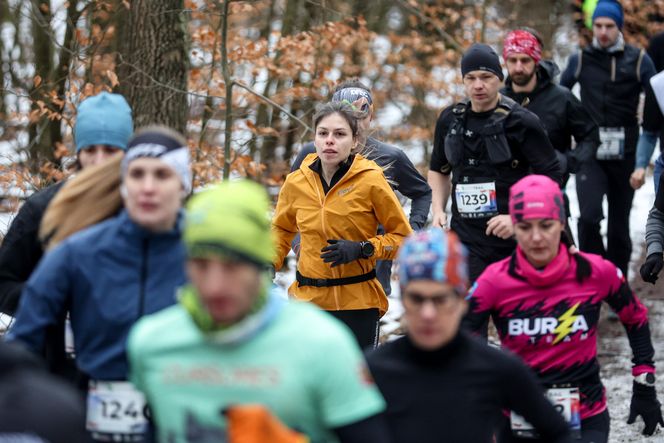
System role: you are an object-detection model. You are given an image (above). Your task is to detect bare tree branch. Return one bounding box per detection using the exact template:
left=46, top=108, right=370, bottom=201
left=115, top=54, right=312, bottom=133
left=232, top=81, right=312, bottom=133
left=393, top=0, right=463, bottom=52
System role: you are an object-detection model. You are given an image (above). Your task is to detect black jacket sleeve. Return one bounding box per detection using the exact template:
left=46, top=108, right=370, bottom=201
left=565, top=90, right=600, bottom=170
left=640, top=53, right=661, bottom=132
left=513, top=109, right=563, bottom=184
left=429, top=107, right=453, bottom=174
left=648, top=32, right=664, bottom=72
left=502, top=354, right=572, bottom=443
left=642, top=40, right=664, bottom=132
left=0, top=182, right=62, bottom=316
left=391, top=149, right=431, bottom=230
left=290, top=142, right=316, bottom=173
left=0, top=198, right=45, bottom=315
left=333, top=413, right=393, bottom=443
left=560, top=53, right=579, bottom=89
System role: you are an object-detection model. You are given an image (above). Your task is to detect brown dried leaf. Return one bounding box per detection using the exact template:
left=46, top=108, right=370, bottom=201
left=106, top=70, right=119, bottom=88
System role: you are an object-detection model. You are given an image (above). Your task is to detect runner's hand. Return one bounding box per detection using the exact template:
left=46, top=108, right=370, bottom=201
left=630, top=168, right=646, bottom=190
left=486, top=215, right=514, bottom=239
left=320, top=240, right=363, bottom=267
left=640, top=253, right=663, bottom=284
left=432, top=212, right=449, bottom=230
left=628, top=382, right=664, bottom=436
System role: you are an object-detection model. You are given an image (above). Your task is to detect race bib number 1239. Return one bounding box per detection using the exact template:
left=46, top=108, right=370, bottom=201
left=455, top=182, right=498, bottom=218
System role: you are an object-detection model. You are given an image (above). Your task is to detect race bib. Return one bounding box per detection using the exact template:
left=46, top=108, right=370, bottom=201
left=87, top=381, right=149, bottom=438
left=511, top=386, right=581, bottom=439
left=455, top=182, right=498, bottom=218
left=596, top=127, right=625, bottom=160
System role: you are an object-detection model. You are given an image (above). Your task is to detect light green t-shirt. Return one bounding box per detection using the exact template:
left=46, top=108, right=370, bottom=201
left=127, top=299, right=385, bottom=443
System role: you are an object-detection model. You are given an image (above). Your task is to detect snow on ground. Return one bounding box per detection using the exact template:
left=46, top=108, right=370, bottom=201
left=0, top=212, right=15, bottom=332
left=0, top=212, right=13, bottom=236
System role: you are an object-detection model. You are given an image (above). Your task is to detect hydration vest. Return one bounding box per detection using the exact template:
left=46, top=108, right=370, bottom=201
left=444, top=95, right=527, bottom=186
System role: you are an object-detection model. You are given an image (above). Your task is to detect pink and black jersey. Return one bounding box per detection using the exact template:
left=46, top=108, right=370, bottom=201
left=463, top=245, right=655, bottom=419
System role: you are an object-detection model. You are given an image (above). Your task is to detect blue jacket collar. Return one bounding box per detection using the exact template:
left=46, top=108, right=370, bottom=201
left=117, top=209, right=184, bottom=240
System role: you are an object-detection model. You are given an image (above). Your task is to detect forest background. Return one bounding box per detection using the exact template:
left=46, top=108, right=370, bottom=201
left=1, top=0, right=664, bottom=206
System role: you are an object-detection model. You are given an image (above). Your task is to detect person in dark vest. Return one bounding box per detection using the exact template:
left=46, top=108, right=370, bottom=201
left=501, top=28, right=600, bottom=244
left=560, top=0, right=658, bottom=277
left=291, top=79, right=431, bottom=296
left=428, top=43, right=562, bottom=282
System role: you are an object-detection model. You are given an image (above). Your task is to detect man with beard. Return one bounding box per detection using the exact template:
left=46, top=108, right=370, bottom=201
left=501, top=28, right=600, bottom=242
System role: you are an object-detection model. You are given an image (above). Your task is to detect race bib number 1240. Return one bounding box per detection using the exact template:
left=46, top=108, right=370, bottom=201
left=87, top=381, right=149, bottom=437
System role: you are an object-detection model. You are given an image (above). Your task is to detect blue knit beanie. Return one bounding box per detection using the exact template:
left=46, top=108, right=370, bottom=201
left=592, top=0, right=624, bottom=30
left=74, top=92, right=133, bottom=152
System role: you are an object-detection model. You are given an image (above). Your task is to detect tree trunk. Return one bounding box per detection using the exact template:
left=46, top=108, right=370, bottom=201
left=117, top=0, right=188, bottom=134
left=248, top=0, right=278, bottom=158
left=28, top=0, right=55, bottom=172
left=0, top=1, right=10, bottom=118
left=257, top=0, right=303, bottom=164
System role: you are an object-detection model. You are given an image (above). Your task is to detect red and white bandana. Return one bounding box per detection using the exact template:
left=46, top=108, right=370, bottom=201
left=503, top=30, right=542, bottom=64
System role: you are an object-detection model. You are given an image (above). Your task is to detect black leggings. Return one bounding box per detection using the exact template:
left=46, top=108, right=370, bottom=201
left=576, top=156, right=634, bottom=276
left=497, top=409, right=610, bottom=443
left=467, top=245, right=515, bottom=283
left=327, top=308, right=380, bottom=351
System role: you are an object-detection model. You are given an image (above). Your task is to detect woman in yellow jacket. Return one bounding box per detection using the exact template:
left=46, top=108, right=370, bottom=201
left=272, top=101, right=412, bottom=348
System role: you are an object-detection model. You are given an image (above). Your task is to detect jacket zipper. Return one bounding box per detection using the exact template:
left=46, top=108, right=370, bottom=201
left=138, top=238, right=149, bottom=319
left=312, top=168, right=361, bottom=311
left=316, top=181, right=341, bottom=310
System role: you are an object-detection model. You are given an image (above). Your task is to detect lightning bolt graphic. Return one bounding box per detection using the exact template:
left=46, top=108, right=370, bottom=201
left=552, top=302, right=581, bottom=345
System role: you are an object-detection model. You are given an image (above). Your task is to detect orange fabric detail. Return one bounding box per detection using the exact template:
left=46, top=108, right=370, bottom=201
left=226, top=405, right=309, bottom=443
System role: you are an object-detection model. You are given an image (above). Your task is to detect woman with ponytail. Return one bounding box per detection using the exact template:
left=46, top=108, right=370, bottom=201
left=463, top=175, right=662, bottom=442
left=40, top=152, right=124, bottom=250
left=8, top=126, right=191, bottom=443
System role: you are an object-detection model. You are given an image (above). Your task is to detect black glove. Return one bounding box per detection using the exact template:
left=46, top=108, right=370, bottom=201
left=640, top=253, right=664, bottom=284
left=320, top=240, right=362, bottom=267
left=566, top=141, right=597, bottom=174
left=628, top=381, right=664, bottom=436
left=555, top=149, right=568, bottom=177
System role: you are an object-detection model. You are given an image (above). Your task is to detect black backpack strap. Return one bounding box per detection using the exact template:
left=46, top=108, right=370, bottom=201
left=574, top=49, right=583, bottom=81
left=486, top=95, right=516, bottom=125
left=451, top=99, right=470, bottom=117
left=636, top=48, right=646, bottom=83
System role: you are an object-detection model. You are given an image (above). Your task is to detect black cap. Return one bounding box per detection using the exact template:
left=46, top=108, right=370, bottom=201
left=461, top=43, right=504, bottom=81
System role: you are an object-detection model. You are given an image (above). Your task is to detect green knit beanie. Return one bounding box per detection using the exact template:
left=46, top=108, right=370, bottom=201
left=184, top=180, right=274, bottom=266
